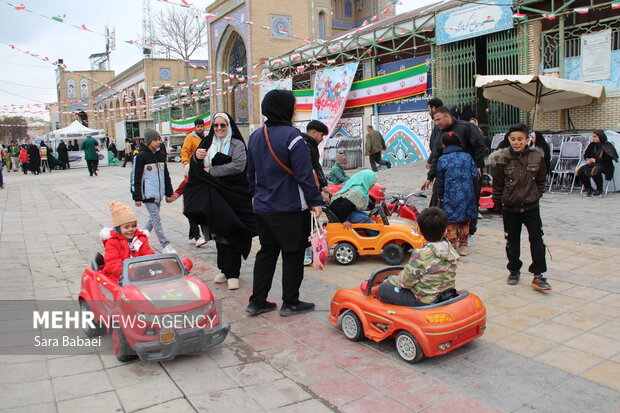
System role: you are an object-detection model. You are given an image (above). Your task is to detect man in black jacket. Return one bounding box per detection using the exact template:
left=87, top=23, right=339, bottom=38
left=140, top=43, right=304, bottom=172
left=421, top=106, right=486, bottom=241
left=302, top=120, right=330, bottom=202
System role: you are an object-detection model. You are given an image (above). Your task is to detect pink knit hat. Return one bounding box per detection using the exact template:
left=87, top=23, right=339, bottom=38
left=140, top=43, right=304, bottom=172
left=109, top=201, right=137, bottom=227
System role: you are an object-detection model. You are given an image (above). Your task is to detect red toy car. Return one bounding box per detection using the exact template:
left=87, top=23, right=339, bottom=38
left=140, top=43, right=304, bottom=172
left=329, top=266, right=486, bottom=362
left=79, top=253, right=230, bottom=362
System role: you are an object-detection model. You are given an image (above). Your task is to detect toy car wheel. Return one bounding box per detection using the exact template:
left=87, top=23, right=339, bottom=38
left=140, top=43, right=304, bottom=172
left=334, top=242, right=358, bottom=265
left=174, top=155, right=181, bottom=163
left=80, top=301, right=105, bottom=338
left=395, top=331, right=424, bottom=363
left=341, top=310, right=364, bottom=341
left=112, top=328, right=137, bottom=362
left=382, top=243, right=404, bottom=265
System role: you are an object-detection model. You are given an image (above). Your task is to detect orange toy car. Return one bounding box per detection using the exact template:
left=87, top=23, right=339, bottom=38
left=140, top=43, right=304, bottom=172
left=328, top=266, right=486, bottom=362
left=325, top=202, right=425, bottom=265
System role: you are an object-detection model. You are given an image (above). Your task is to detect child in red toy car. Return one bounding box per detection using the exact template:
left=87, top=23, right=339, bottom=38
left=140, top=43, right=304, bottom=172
left=100, top=200, right=155, bottom=283
left=378, top=207, right=460, bottom=306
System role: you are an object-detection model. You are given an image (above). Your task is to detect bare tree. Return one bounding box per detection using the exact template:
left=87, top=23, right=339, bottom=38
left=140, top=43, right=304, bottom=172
left=150, top=7, right=208, bottom=62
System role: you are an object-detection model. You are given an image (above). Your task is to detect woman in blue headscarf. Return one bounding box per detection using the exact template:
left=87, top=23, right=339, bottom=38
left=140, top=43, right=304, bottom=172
left=330, top=169, right=378, bottom=227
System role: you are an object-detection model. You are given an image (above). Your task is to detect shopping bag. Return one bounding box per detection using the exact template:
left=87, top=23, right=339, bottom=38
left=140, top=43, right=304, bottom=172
left=309, top=213, right=328, bottom=270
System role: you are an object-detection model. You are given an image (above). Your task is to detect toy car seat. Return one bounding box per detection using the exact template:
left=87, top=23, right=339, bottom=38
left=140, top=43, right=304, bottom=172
left=91, top=252, right=104, bottom=271
left=434, top=288, right=457, bottom=303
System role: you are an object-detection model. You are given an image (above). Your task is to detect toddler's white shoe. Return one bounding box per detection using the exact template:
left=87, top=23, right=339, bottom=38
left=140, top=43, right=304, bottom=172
left=195, top=236, right=207, bottom=247
left=162, top=244, right=177, bottom=254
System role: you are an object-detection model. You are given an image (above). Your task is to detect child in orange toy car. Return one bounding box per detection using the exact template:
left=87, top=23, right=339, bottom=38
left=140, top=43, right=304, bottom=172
left=378, top=207, right=460, bottom=306
left=100, top=201, right=155, bottom=283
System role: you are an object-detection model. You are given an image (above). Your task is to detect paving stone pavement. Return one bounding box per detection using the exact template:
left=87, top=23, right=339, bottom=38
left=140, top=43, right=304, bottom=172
left=0, top=161, right=619, bottom=412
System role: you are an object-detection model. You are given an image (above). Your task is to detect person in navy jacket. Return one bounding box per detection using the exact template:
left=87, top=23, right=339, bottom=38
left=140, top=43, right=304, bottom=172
left=246, top=90, right=323, bottom=317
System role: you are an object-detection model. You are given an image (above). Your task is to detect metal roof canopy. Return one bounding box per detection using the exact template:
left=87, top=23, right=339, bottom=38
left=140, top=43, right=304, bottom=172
left=265, top=0, right=614, bottom=79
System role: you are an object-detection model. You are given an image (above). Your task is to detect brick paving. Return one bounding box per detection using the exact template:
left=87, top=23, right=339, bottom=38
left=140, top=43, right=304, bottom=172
left=0, top=161, right=619, bottom=412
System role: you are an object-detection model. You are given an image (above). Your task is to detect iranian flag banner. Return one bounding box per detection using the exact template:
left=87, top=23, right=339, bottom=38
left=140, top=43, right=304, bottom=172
left=294, top=62, right=428, bottom=111
left=171, top=111, right=211, bottom=133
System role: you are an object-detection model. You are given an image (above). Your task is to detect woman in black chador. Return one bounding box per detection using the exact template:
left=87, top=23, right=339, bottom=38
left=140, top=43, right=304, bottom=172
left=27, top=143, right=41, bottom=175
left=57, top=140, right=70, bottom=169
left=577, top=130, right=619, bottom=196
left=183, top=112, right=257, bottom=290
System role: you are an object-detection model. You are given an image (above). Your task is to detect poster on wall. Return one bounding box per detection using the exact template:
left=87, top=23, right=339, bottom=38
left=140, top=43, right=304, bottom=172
left=581, top=29, right=612, bottom=81
left=312, top=62, right=359, bottom=143
left=436, top=0, right=513, bottom=45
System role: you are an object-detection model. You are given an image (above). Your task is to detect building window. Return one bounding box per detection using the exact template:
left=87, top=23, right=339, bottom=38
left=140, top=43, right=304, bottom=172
left=319, top=12, right=326, bottom=38
left=344, top=0, right=352, bottom=18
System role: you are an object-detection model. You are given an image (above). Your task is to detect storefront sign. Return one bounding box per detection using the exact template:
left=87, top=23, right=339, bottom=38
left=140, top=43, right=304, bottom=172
left=436, top=0, right=513, bottom=45
left=581, top=29, right=612, bottom=81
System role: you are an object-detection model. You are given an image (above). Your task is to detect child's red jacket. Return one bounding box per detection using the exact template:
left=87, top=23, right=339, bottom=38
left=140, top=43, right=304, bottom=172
left=100, top=228, right=155, bottom=283
left=19, top=148, right=28, bottom=163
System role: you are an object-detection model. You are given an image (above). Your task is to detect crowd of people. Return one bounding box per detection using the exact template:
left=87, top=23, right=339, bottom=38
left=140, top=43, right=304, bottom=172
left=6, top=92, right=615, bottom=313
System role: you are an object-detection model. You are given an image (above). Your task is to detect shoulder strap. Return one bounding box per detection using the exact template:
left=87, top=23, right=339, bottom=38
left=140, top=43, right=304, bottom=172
left=264, top=125, right=294, bottom=176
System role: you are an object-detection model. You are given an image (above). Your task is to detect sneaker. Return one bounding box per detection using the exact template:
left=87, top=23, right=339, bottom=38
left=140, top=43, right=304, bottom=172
left=531, top=275, right=551, bottom=290
left=195, top=236, right=207, bottom=247
left=507, top=270, right=520, bottom=285
left=303, top=247, right=313, bottom=266
left=586, top=189, right=593, bottom=197
left=187, top=238, right=196, bottom=245
left=246, top=301, right=277, bottom=316
left=227, top=278, right=240, bottom=290
left=468, top=235, right=476, bottom=246
left=280, top=301, right=315, bottom=317
left=162, top=244, right=177, bottom=254
left=457, top=245, right=471, bottom=256
left=213, top=273, right=227, bottom=283
left=592, top=190, right=602, bottom=196
left=387, top=162, right=392, bottom=169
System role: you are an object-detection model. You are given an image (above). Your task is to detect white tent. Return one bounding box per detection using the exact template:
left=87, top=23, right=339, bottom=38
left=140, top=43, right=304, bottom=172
left=48, top=121, right=105, bottom=140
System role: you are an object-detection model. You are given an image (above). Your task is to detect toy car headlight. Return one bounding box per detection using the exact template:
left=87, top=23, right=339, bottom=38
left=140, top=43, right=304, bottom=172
left=474, top=296, right=483, bottom=310
left=425, top=313, right=453, bottom=324
left=409, top=228, right=419, bottom=237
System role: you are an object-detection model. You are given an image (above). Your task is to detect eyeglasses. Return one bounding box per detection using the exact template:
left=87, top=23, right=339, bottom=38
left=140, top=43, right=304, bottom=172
left=213, top=123, right=228, bottom=129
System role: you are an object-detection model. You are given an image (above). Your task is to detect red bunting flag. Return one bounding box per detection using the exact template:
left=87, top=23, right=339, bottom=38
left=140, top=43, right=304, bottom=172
left=14, top=4, right=25, bottom=10
left=181, top=0, right=191, bottom=6
left=574, top=7, right=589, bottom=13
left=612, top=1, right=620, bottom=9
left=512, top=13, right=526, bottom=19
left=52, top=14, right=66, bottom=22
left=543, top=14, right=556, bottom=20
left=205, top=13, right=216, bottom=18
left=224, top=17, right=233, bottom=21
left=81, top=24, right=90, bottom=31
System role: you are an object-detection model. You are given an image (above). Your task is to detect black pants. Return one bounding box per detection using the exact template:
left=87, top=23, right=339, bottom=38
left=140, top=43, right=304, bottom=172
left=578, top=170, right=603, bottom=191
left=368, top=152, right=390, bottom=172
left=249, top=211, right=310, bottom=306
left=122, top=155, right=132, bottom=167
left=22, top=163, right=28, bottom=174
left=378, top=282, right=424, bottom=306
left=188, top=220, right=201, bottom=240
left=86, top=160, right=97, bottom=176
left=216, top=242, right=241, bottom=279
left=502, top=207, right=547, bottom=275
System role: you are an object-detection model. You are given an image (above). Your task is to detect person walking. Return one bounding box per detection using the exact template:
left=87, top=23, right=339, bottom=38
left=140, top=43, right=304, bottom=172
left=0, top=146, right=4, bottom=189
left=10, top=142, right=20, bottom=172
left=181, top=118, right=208, bottom=246
left=246, top=89, right=323, bottom=317
left=131, top=129, right=176, bottom=254
left=490, top=123, right=550, bottom=290
left=184, top=113, right=257, bottom=290
left=365, top=125, right=391, bottom=171
left=19, top=145, right=29, bottom=174
left=27, top=143, right=41, bottom=175
left=122, top=138, right=133, bottom=167
left=57, top=140, right=70, bottom=169
left=81, top=136, right=99, bottom=176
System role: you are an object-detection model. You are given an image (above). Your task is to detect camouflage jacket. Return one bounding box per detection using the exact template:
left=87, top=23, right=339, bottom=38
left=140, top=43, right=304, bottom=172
left=386, top=240, right=459, bottom=304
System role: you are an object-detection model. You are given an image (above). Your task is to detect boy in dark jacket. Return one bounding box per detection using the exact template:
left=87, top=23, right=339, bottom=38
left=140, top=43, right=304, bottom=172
left=491, top=123, right=550, bottom=290
left=131, top=128, right=176, bottom=254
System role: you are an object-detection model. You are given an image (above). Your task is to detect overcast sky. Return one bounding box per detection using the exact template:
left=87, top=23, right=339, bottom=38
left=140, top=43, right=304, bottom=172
left=0, top=0, right=438, bottom=119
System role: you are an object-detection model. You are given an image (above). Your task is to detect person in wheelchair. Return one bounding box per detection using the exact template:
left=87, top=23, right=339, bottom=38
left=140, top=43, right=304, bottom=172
left=378, top=207, right=460, bottom=306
